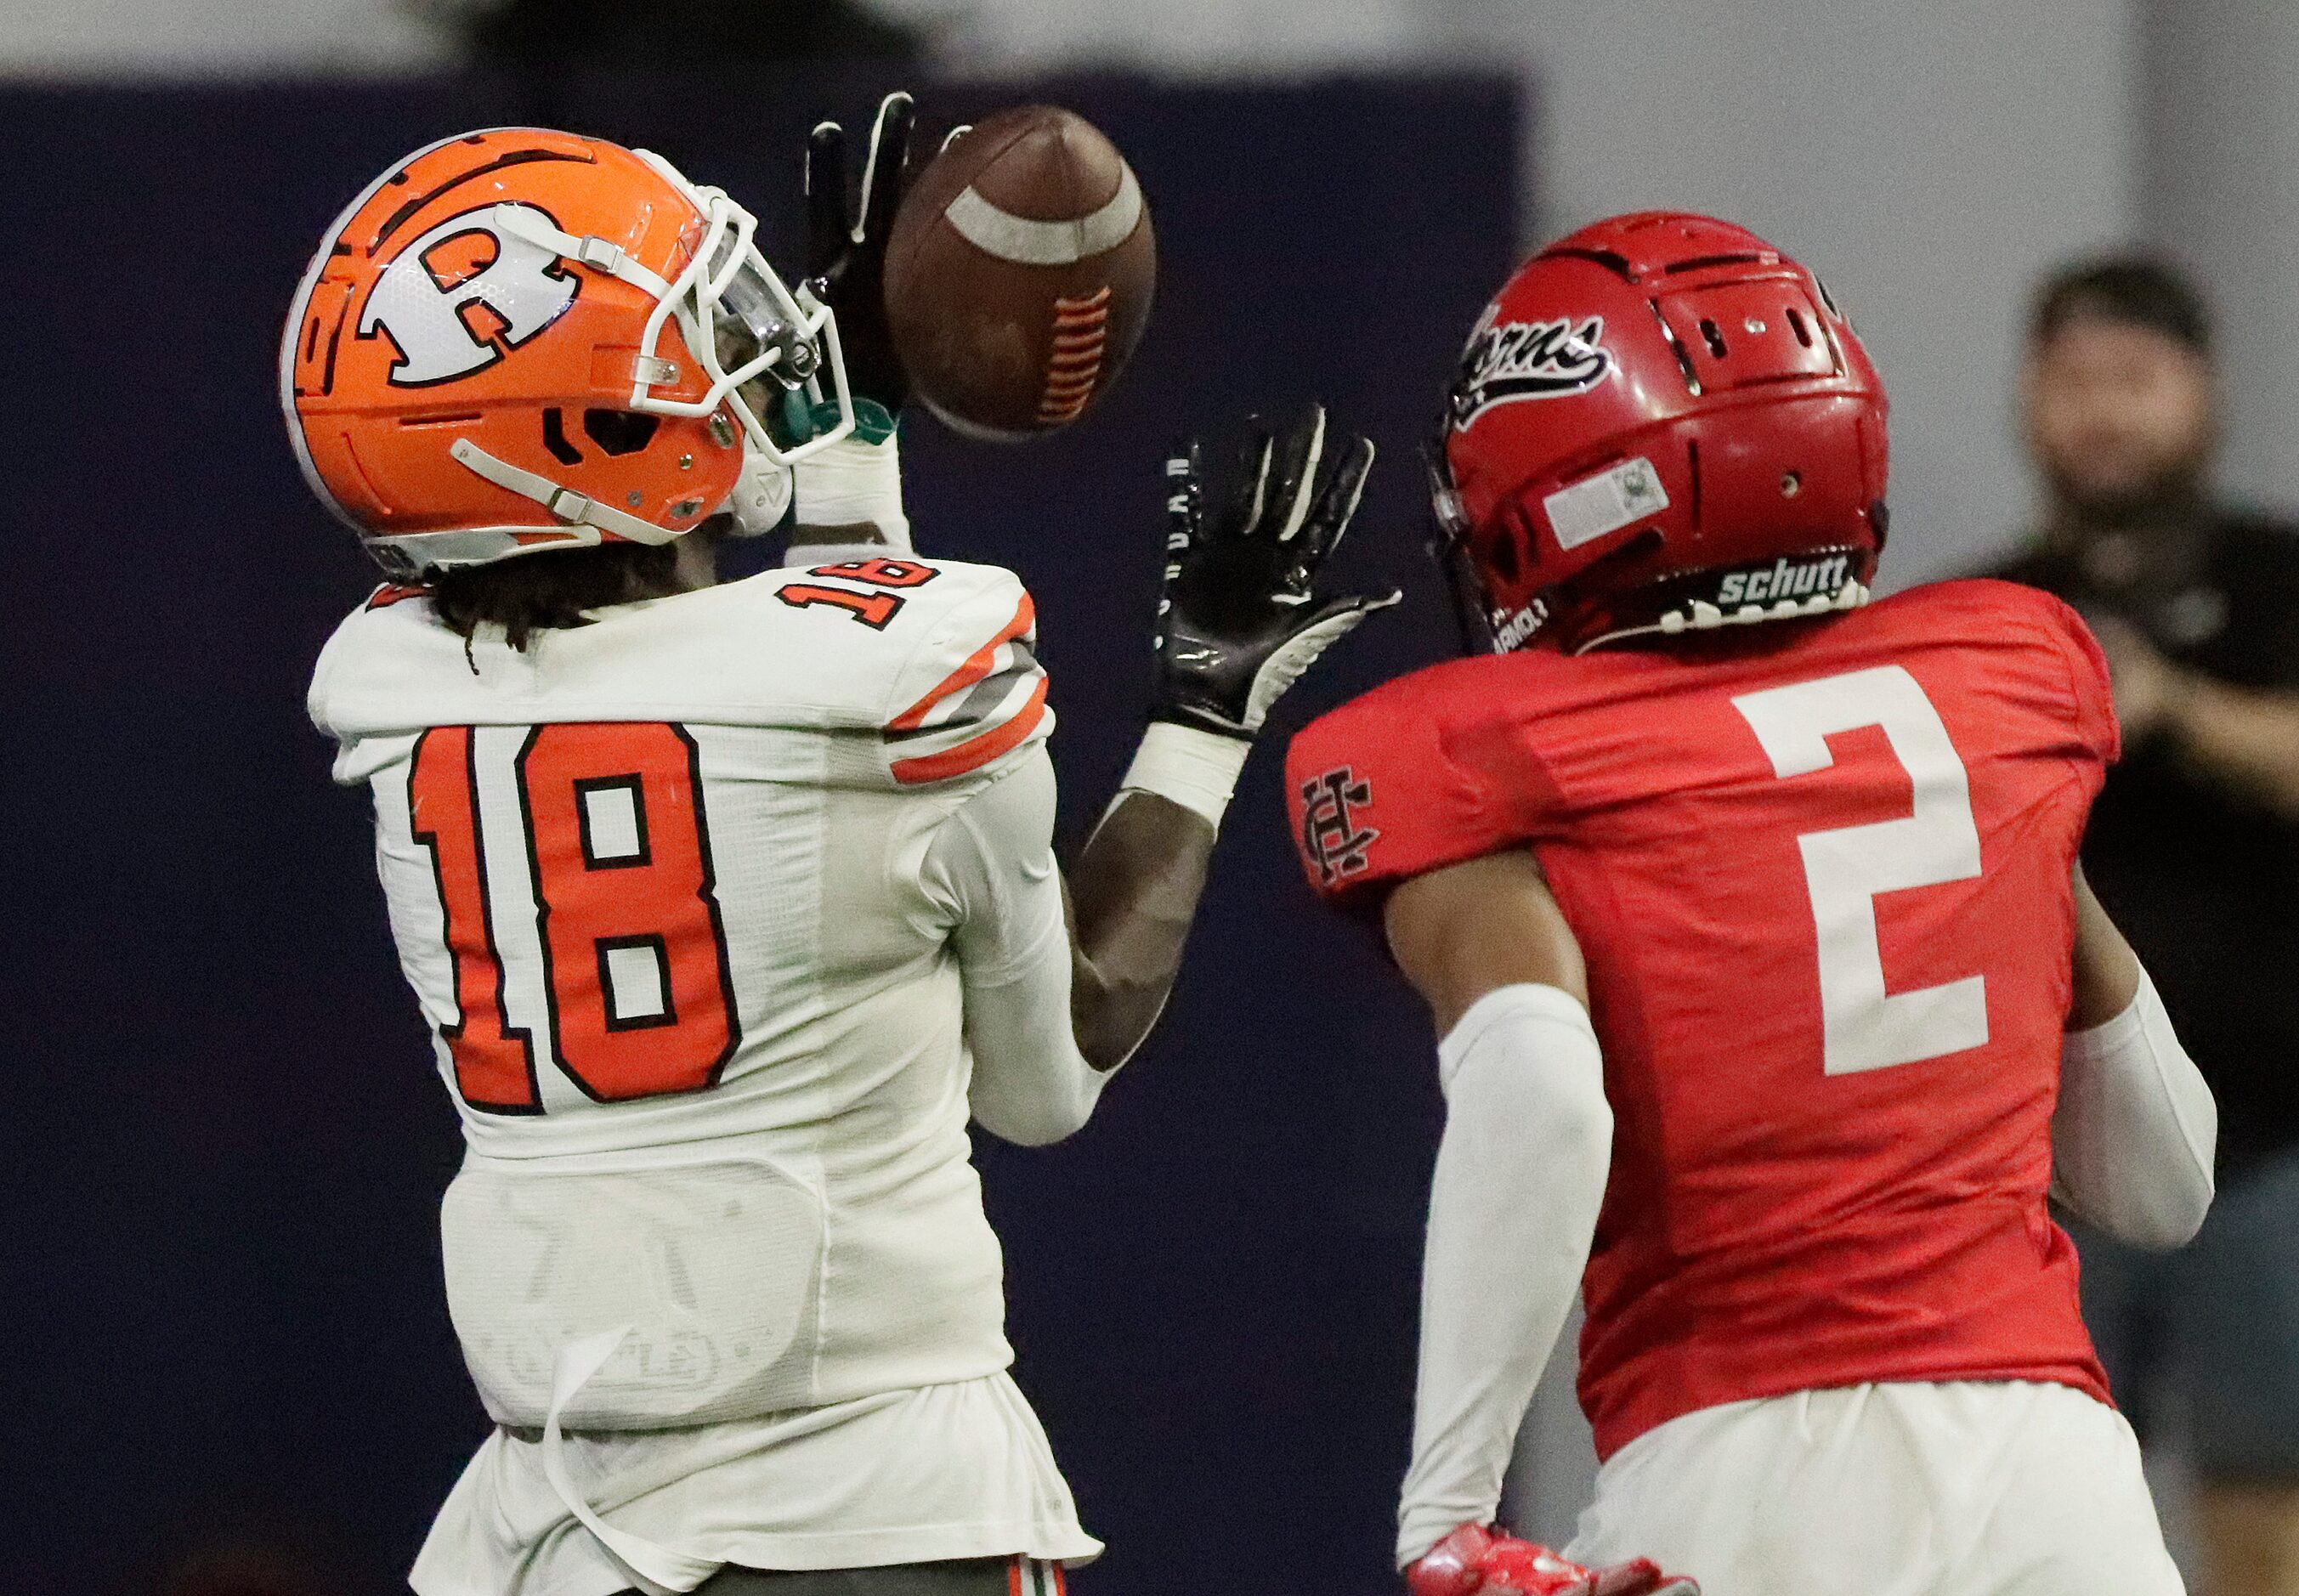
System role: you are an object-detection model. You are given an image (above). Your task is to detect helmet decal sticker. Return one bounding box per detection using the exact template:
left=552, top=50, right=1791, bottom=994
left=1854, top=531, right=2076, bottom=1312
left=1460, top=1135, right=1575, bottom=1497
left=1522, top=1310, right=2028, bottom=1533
left=1449, top=308, right=1613, bottom=429
left=357, top=204, right=581, bottom=387
left=1543, top=456, right=1669, bottom=551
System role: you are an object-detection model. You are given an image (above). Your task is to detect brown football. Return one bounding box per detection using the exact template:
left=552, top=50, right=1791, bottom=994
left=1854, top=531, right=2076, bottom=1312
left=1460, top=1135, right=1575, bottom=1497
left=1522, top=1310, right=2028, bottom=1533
left=884, top=105, right=1156, bottom=439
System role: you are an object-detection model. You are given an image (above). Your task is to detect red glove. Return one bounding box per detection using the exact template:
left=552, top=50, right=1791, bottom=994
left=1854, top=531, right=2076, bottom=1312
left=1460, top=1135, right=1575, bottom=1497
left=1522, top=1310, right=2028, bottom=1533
left=1405, top=1524, right=1698, bottom=1596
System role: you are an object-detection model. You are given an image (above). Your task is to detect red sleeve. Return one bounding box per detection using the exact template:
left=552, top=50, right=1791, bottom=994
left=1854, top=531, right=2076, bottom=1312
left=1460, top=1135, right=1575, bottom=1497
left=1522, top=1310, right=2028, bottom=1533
left=1284, top=665, right=1542, bottom=905
left=2038, top=595, right=2122, bottom=767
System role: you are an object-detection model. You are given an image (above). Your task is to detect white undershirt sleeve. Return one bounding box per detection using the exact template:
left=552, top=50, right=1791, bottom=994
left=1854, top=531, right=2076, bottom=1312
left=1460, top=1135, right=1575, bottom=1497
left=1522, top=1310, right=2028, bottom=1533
left=2052, top=968, right=2217, bottom=1251
left=923, top=745, right=1108, bottom=1146
left=1397, top=983, right=1613, bottom=1569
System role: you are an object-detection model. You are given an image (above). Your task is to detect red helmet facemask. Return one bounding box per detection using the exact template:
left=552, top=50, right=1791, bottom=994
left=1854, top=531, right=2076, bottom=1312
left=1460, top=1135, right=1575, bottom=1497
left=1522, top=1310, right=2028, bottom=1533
left=1432, top=211, right=1890, bottom=654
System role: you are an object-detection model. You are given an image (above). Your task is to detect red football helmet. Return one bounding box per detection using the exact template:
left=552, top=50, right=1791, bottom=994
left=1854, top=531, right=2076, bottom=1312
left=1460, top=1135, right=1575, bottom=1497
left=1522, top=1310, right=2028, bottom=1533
left=1432, top=212, right=1888, bottom=654
left=281, top=127, right=853, bottom=576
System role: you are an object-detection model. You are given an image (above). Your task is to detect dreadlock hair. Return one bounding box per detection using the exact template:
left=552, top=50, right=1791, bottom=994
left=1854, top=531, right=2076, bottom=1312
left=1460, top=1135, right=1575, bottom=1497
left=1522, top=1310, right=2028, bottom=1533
left=430, top=538, right=683, bottom=653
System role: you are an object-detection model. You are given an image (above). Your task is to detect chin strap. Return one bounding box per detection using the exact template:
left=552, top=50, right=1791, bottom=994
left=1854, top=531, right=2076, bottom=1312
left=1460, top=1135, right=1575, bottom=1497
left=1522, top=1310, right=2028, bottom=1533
left=449, top=438, right=682, bottom=546
left=488, top=204, right=675, bottom=301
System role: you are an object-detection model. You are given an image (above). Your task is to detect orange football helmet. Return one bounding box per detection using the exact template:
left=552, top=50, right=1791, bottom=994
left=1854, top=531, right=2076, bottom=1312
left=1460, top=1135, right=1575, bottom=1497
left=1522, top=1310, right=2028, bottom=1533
left=280, top=127, right=853, bottom=575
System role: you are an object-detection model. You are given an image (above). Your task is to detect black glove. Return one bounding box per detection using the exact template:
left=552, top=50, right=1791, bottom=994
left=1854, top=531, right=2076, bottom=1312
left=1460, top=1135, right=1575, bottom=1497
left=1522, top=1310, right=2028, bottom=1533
left=1153, top=405, right=1401, bottom=739
left=805, top=91, right=917, bottom=416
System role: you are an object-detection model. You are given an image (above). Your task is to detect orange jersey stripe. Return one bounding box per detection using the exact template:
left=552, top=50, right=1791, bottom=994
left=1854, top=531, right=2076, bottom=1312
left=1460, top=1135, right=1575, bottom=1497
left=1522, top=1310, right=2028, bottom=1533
left=887, top=591, right=1038, bottom=734
left=365, top=581, right=431, bottom=610
left=891, top=676, right=1050, bottom=785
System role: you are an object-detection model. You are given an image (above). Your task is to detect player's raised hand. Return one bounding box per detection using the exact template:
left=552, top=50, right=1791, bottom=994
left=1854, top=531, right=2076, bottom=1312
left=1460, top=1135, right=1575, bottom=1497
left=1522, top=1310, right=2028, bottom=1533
left=1406, top=1525, right=1697, bottom=1596
left=1152, top=405, right=1401, bottom=739
left=805, top=90, right=917, bottom=414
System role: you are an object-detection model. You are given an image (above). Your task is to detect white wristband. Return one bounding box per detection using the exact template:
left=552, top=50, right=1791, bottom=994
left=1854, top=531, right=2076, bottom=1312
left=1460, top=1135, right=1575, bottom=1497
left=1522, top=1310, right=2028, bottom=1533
left=1117, top=721, right=1252, bottom=829
left=792, top=431, right=911, bottom=552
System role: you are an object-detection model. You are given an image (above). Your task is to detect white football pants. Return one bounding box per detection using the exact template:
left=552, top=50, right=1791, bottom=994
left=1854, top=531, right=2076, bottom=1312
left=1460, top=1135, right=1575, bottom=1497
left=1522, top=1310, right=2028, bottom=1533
left=1566, top=1380, right=2183, bottom=1596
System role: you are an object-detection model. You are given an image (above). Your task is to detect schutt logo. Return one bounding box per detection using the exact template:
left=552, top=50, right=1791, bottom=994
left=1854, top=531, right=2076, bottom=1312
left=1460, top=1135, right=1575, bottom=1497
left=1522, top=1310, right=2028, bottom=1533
left=1449, top=309, right=1613, bottom=429
left=1300, top=767, right=1380, bottom=887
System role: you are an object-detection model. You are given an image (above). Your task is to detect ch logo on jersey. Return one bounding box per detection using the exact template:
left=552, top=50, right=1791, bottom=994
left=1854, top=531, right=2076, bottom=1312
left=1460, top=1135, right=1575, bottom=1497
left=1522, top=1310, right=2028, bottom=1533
left=1450, top=308, right=1613, bottom=429
left=358, top=204, right=580, bottom=387
left=1300, top=767, right=1380, bottom=887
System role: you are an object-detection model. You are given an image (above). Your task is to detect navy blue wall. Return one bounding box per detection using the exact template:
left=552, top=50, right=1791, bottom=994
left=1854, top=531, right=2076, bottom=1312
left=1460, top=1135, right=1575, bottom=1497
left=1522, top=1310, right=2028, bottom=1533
left=1, top=71, right=1518, bottom=1593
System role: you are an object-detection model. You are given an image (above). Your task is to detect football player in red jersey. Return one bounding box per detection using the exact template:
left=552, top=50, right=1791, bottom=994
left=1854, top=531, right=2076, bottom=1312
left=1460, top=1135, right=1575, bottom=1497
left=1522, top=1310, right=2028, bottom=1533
left=1287, top=213, right=2219, bottom=1596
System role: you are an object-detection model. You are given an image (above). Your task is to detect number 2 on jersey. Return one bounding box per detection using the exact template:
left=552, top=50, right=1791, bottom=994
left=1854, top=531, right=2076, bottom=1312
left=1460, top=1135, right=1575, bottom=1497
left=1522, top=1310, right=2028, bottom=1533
left=409, top=723, right=738, bottom=1112
left=1732, top=666, right=1989, bottom=1075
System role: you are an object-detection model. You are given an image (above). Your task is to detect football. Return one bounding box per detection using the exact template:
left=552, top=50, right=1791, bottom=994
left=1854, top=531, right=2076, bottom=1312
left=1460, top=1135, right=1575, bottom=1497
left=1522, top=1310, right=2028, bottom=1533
left=884, top=105, right=1156, bottom=439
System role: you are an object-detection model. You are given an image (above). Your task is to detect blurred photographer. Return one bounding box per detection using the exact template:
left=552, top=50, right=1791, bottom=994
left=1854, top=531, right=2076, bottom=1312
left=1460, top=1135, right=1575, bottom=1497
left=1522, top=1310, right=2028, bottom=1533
left=2002, top=256, right=2299, bottom=1596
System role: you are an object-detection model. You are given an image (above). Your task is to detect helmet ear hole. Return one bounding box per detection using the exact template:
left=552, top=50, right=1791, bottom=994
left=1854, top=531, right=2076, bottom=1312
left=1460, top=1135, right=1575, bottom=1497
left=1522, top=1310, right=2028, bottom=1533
left=541, top=407, right=584, bottom=467
left=583, top=409, right=662, bottom=457
left=1488, top=525, right=1521, bottom=586
left=1559, top=528, right=1665, bottom=620
left=1601, top=527, right=1664, bottom=572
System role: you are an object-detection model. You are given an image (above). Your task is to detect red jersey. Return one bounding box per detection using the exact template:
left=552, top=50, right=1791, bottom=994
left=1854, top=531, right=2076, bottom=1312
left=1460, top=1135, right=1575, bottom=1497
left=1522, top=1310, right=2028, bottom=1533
left=1285, top=580, right=2119, bottom=1459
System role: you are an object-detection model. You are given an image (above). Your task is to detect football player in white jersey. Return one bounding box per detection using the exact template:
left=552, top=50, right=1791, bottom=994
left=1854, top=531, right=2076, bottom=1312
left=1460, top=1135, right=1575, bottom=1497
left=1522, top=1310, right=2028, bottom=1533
left=286, top=101, right=1394, bottom=1596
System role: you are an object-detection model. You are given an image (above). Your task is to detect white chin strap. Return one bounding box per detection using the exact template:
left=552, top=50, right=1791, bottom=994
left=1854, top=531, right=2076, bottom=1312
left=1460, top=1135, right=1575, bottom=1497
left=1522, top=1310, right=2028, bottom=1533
left=488, top=202, right=674, bottom=300
left=428, top=433, right=789, bottom=565
left=449, top=439, right=679, bottom=545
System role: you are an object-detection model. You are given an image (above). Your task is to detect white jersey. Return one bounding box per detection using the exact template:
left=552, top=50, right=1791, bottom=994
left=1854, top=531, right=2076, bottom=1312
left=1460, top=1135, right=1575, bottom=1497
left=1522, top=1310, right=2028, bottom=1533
left=314, top=554, right=1050, bottom=1427
left=312, top=555, right=1101, bottom=1593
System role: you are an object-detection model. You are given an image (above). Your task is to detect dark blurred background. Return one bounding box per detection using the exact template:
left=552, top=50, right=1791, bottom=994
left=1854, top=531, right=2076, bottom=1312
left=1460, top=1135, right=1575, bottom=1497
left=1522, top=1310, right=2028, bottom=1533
left=0, top=41, right=1509, bottom=1596
left=8, top=1, right=2299, bottom=1593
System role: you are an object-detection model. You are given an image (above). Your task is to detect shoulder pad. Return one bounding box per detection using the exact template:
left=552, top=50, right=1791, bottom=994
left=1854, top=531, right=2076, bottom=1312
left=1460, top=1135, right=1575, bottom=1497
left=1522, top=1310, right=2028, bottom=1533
left=309, top=557, right=1053, bottom=788
left=1900, top=580, right=2119, bottom=764
left=871, top=561, right=1051, bottom=787
left=1285, top=658, right=1545, bottom=903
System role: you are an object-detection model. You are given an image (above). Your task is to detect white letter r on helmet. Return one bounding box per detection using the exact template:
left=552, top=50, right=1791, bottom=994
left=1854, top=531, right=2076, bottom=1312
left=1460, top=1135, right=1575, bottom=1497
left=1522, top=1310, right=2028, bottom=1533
left=358, top=203, right=580, bottom=387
